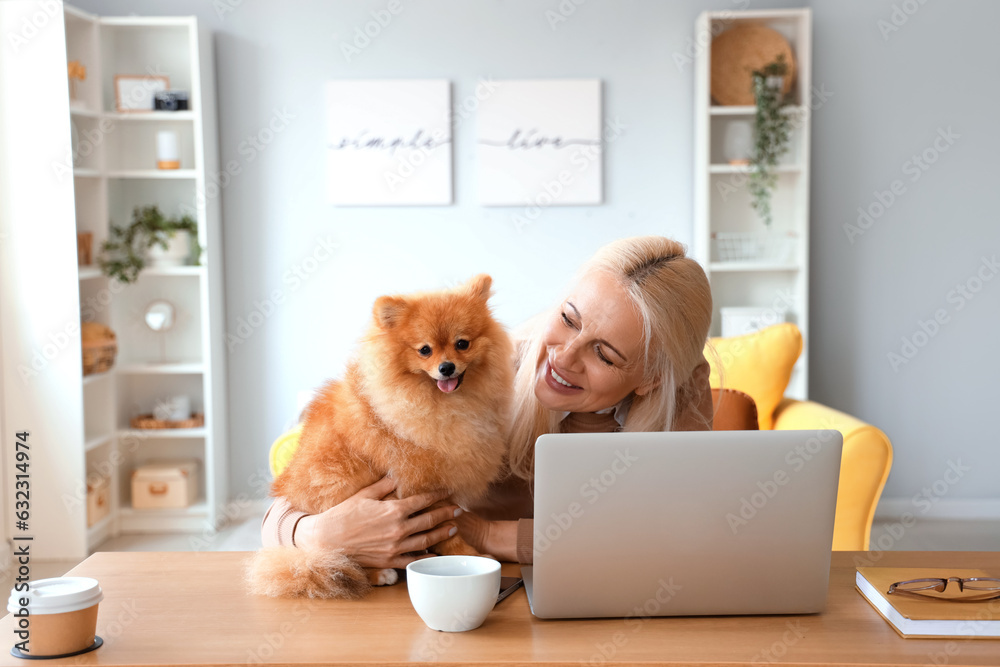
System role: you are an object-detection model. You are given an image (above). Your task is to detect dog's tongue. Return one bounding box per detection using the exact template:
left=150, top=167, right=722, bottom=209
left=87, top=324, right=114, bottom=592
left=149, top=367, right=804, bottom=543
left=437, top=377, right=459, bottom=393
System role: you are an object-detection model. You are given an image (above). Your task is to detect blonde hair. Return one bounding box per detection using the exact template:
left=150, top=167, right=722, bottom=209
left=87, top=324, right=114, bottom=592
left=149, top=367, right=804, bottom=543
left=506, top=236, right=714, bottom=482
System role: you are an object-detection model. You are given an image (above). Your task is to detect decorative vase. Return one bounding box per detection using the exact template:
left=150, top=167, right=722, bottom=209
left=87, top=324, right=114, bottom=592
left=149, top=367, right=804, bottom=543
left=723, top=120, right=753, bottom=165
left=156, top=131, right=180, bottom=170
left=146, top=231, right=190, bottom=267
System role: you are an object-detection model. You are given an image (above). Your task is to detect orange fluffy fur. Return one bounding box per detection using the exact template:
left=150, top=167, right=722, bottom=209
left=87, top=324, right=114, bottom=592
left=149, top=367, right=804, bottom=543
left=245, top=274, right=514, bottom=598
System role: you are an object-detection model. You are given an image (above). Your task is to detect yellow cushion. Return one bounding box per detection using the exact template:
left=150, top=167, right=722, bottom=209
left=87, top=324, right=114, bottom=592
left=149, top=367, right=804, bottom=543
left=269, top=424, right=303, bottom=479
left=705, top=322, right=802, bottom=430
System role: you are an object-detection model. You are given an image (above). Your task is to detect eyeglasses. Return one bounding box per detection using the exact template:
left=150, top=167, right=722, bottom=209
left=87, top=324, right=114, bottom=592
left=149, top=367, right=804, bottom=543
left=887, top=577, right=1000, bottom=601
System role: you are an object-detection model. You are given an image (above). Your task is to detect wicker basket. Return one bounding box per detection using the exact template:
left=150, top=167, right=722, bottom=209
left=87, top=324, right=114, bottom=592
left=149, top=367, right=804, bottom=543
left=712, top=231, right=796, bottom=264
left=81, top=323, right=117, bottom=376
left=130, top=413, right=205, bottom=430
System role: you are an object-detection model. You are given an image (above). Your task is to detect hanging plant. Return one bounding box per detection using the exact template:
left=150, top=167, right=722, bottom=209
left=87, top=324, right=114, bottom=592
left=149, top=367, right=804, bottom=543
left=748, top=54, right=792, bottom=227
left=98, top=205, right=200, bottom=284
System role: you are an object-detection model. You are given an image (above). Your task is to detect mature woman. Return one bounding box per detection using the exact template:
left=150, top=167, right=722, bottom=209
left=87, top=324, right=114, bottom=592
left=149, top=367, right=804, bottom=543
left=261, top=236, right=715, bottom=567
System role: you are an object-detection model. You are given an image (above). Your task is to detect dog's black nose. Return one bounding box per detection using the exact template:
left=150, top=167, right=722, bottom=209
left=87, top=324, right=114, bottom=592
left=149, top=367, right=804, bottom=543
left=439, top=361, right=456, bottom=377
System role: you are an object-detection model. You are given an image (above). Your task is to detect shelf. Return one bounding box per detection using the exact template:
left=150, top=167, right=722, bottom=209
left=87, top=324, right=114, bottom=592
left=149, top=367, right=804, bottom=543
left=119, top=500, right=208, bottom=517
left=103, top=111, right=195, bottom=122
left=89, top=266, right=205, bottom=279
left=141, top=265, right=205, bottom=277
left=81, top=265, right=204, bottom=280
left=83, top=369, right=113, bottom=385
left=106, top=169, right=197, bottom=179
left=709, top=262, right=800, bottom=273
left=709, top=105, right=806, bottom=116
left=84, top=433, right=113, bottom=452
left=696, top=8, right=811, bottom=403
left=116, top=362, right=204, bottom=374
left=61, top=4, right=226, bottom=549
left=705, top=8, right=809, bottom=19
left=70, top=107, right=101, bottom=118
left=100, top=16, right=195, bottom=27
left=116, top=499, right=210, bottom=533
left=118, top=428, right=206, bottom=439
left=709, top=164, right=802, bottom=174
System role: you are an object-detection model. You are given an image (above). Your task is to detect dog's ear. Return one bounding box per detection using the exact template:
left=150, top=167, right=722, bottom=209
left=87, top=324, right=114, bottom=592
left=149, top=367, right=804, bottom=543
left=464, top=274, right=493, bottom=303
left=373, top=296, right=407, bottom=329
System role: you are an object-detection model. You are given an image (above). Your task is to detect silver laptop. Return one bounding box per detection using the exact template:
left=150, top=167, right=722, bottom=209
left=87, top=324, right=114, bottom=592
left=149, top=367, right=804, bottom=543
left=521, top=429, right=842, bottom=618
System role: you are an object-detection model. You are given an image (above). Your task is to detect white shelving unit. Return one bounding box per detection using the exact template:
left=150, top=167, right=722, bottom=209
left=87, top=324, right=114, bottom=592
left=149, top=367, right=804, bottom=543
left=65, top=3, right=228, bottom=548
left=693, top=8, right=812, bottom=400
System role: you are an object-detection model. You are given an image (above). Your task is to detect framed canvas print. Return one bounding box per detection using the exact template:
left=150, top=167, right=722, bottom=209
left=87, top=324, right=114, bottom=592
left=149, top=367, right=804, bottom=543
left=325, top=80, right=452, bottom=205
left=114, top=75, right=170, bottom=112
left=478, top=79, right=603, bottom=206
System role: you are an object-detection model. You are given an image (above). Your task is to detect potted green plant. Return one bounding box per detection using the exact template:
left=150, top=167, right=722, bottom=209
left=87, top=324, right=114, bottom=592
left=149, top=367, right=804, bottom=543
left=748, top=54, right=792, bottom=227
left=98, top=205, right=201, bottom=284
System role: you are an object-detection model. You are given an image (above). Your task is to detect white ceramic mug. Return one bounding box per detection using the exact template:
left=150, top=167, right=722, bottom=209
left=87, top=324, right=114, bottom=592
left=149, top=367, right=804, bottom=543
left=405, top=556, right=501, bottom=632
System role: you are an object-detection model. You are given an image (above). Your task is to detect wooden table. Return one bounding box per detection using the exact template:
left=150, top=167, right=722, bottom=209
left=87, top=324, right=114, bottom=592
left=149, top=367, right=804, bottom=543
left=1, top=551, right=998, bottom=666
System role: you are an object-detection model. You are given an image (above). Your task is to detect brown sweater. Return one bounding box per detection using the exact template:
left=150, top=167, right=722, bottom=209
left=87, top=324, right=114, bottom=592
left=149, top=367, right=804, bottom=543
left=260, top=357, right=715, bottom=563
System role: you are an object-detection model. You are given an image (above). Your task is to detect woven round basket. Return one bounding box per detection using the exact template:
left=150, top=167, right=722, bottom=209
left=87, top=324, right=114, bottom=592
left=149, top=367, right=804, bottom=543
left=130, top=413, right=205, bottom=430
left=711, top=23, right=796, bottom=106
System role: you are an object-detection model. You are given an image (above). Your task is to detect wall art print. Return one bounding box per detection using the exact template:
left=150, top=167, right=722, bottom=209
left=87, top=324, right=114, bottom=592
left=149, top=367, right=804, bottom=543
left=477, top=79, right=602, bottom=206
left=326, top=79, right=452, bottom=205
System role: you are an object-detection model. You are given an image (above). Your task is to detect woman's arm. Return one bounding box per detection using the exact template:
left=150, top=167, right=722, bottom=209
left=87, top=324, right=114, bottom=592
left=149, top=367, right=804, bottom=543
left=260, top=496, right=310, bottom=547
left=515, top=518, right=533, bottom=564
left=455, top=513, right=534, bottom=564
left=260, top=476, right=465, bottom=569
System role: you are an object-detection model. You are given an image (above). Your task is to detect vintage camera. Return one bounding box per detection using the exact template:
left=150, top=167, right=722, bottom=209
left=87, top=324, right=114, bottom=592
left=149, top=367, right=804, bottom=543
left=153, top=91, right=189, bottom=111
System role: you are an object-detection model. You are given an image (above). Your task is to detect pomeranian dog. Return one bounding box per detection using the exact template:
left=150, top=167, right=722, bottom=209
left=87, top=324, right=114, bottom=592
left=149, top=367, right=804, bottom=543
left=246, top=274, right=514, bottom=599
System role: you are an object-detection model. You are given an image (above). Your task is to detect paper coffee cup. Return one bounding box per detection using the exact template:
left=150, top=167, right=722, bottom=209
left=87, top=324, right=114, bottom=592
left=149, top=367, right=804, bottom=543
left=7, top=577, right=103, bottom=657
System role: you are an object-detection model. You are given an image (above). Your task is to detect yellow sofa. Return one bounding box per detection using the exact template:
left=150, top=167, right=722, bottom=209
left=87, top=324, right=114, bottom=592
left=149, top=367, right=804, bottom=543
left=771, top=398, right=893, bottom=551
left=707, top=323, right=893, bottom=551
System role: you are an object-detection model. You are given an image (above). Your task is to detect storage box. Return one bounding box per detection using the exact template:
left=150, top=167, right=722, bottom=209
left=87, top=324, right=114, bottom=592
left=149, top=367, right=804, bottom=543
left=86, top=475, right=110, bottom=527
left=131, top=459, right=199, bottom=509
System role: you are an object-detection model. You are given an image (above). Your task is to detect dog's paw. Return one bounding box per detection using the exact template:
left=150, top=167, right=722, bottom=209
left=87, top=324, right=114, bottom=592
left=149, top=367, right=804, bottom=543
left=369, top=568, right=398, bottom=586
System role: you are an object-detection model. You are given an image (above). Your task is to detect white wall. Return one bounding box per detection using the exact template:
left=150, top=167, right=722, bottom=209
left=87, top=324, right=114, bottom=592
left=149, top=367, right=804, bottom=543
left=72, top=0, right=999, bottom=517
left=807, top=0, right=1000, bottom=517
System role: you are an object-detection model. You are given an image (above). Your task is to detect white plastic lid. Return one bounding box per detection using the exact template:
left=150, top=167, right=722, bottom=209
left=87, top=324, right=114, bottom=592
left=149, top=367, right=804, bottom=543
left=7, top=577, right=103, bottom=615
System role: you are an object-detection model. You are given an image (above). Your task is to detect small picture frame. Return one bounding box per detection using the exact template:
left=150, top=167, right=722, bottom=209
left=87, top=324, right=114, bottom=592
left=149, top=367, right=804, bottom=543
left=114, top=74, right=170, bottom=112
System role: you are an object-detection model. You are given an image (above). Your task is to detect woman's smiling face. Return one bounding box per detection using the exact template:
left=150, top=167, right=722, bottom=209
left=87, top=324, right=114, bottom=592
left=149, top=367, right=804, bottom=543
left=533, top=269, right=652, bottom=413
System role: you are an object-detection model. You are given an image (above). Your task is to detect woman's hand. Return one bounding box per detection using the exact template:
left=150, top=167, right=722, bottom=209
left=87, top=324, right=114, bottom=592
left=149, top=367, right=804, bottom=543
left=293, top=476, right=463, bottom=569
left=455, top=510, right=519, bottom=562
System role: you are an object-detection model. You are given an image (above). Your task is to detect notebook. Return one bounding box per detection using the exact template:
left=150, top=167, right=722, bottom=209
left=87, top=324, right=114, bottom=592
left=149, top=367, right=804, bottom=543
left=856, top=567, right=1000, bottom=639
